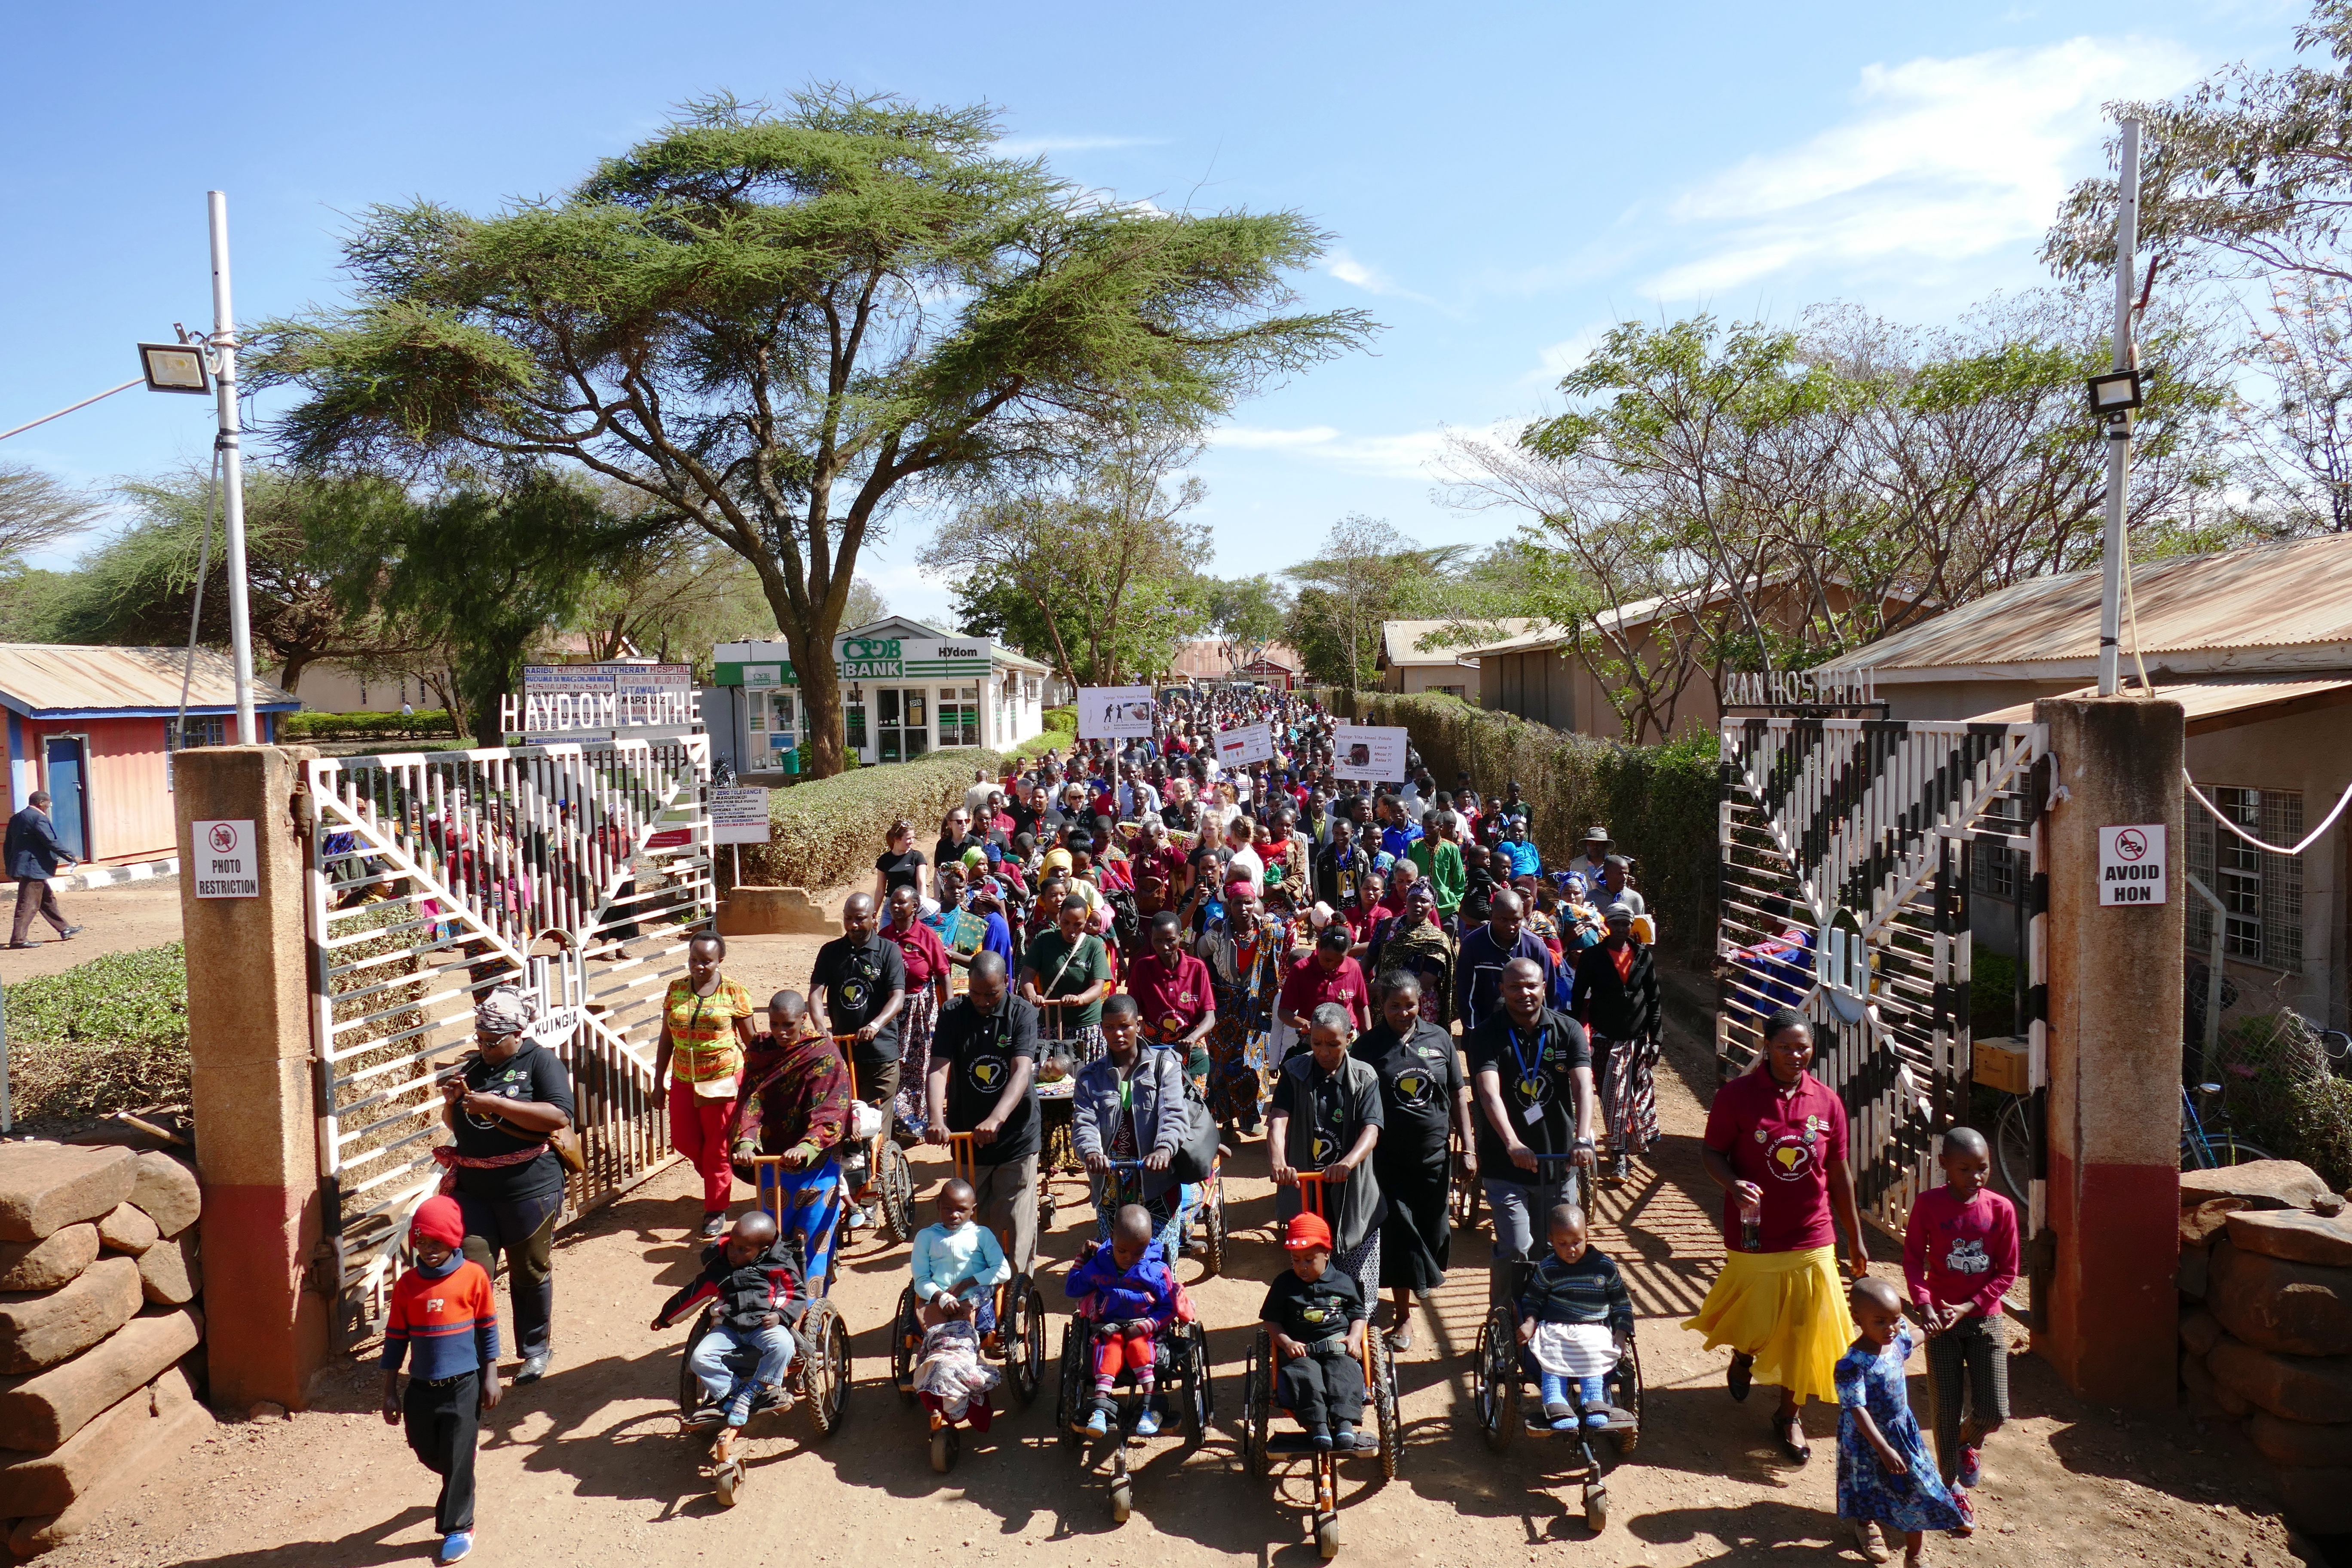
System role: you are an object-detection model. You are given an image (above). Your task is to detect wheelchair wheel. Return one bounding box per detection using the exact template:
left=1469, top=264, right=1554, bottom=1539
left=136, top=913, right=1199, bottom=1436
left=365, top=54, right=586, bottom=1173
left=1316, top=1514, right=1340, bottom=1559
left=1006, top=1277, right=1046, bottom=1406
left=1040, top=1187, right=1059, bottom=1234
left=1200, top=1174, right=1227, bottom=1279
left=876, top=1139, right=915, bottom=1243
left=714, top=1456, right=744, bottom=1507
left=1056, top=1321, right=1087, bottom=1448
left=1177, top=1322, right=1213, bottom=1446
left=800, top=1299, right=851, bottom=1439
left=891, top=1286, right=921, bottom=1406
left=930, top=1422, right=959, bottom=1473
left=1449, top=1168, right=1481, bottom=1231
left=1583, top=1482, right=1609, bottom=1532
left=1369, top=1330, right=1399, bottom=1480
left=1609, top=1342, right=1643, bottom=1457
left=674, top=1304, right=718, bottom=1420
left=1473, top=1305, right=1518, bottom=1453
left=1241, top=1328, right=1270, bottom=1478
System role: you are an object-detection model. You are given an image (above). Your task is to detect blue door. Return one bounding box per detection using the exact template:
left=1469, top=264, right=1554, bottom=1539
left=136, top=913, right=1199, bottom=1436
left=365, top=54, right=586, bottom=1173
left=44, top=737, right=87, bottom=860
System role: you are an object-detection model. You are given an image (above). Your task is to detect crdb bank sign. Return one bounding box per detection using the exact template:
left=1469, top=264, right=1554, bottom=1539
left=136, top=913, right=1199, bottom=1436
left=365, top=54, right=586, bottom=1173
left=839, top=638, right=903, bottom=679
left=833, top=636, right=994, bottom=681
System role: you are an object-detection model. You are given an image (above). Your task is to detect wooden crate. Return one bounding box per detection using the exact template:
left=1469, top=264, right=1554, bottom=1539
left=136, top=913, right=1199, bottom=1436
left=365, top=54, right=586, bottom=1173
left=1972, top=1035, right=2029, bottom=1096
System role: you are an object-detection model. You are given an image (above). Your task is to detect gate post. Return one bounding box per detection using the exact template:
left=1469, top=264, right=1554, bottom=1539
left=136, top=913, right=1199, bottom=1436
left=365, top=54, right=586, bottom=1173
left=173, top=744, right=329, bottom=1409
left=2034, top=696, right=2184, bottom=1409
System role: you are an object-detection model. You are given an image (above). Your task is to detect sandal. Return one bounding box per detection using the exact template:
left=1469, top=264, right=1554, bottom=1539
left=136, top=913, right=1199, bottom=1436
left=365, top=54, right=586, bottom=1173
left=1386, top=1322, right=1414, bottom=1354
left=1774, top=1412, right=1810, bottom=1464
left=1727, top=1353, right=1752, bottom=1403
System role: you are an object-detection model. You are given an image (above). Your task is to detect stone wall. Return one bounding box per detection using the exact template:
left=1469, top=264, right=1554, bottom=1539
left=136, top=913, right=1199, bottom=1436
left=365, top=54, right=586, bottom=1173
left=0, top=1143, right=208, bottom=1558
left=2174, top=1158, right=2352, bottom=1536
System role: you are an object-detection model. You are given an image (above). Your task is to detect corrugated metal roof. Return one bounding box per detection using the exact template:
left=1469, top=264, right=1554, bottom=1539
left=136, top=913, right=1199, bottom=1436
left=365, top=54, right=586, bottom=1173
left=1382, top=618, right=1545, bottom=665
left=1966, top=676, right=2352, bottom=732
left=1815, top=535, right=2352, bottom=678
left=0, top=645, right=299, bottom=717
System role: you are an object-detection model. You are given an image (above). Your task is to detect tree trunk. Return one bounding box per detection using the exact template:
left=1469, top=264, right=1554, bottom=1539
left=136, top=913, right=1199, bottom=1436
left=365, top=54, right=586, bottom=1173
left=789, top=625, right=845, bottom=778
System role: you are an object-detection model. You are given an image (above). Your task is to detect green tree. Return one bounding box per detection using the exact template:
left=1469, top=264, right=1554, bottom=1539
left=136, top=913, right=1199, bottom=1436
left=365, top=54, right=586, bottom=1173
left=1280, top=516, right=1464, bottom=691
left=252, top=89, right=1372, bottom=776
left=1203, top=573, right=1292, bottom=675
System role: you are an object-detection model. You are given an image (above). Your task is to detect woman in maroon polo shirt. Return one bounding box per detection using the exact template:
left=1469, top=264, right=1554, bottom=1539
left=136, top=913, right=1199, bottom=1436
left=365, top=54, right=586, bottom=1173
left=1127, top=909, right=1217, bottom=1075
left=1275, top=922, right=1370, bottom=1049
left=884, top=883, right=953, bottom=1137
left=1682, top=1008, right=1871, bottom=1465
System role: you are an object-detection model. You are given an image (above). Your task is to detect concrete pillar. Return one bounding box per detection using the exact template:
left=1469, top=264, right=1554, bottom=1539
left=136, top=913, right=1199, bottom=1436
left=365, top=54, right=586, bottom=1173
left=2034, top=696, right=2184, bottom=1409
left=174, top=744, right=328, bottom=1409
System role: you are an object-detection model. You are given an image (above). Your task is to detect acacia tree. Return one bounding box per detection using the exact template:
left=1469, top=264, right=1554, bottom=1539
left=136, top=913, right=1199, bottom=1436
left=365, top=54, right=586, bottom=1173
left=1280, top=516, right=1464, bottom=691
left=925, top=434, right=1212, bottom=685
left=252, top=89, right=1371, bottom=775
left=1204, top=573, right=1290, bottom=674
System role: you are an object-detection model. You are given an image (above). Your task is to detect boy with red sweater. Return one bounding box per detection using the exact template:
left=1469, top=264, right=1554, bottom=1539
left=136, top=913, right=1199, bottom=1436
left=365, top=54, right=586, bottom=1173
left=1901, top=1126, right=2017, bottom=1516
left=382, top=1196, right=501, bottom=1565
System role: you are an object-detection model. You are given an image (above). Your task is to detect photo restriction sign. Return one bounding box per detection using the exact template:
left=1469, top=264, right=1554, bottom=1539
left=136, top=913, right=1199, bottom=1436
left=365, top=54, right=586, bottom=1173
left=192, top=818, right=259, bottom=899
left=2098, top=823, right=2167, bottom=906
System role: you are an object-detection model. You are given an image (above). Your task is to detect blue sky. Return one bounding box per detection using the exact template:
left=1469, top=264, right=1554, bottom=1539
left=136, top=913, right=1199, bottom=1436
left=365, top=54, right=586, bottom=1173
left=0, top=0, right=2300, bottom=626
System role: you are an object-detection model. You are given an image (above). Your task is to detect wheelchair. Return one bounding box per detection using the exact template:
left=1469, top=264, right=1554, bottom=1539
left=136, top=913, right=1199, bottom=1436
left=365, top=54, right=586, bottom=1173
left=1236, top=1173, right=1400, bottom=1560
left=670, top=1154, right=852, bottom=1507
left=1052, top=1234, right=1214, bottom=1524
left=839, top=1047, right=914, bottom=1244
left=1470, top=1255, right=1644, bottom=1533
left=887, top=1131, right=1047, bottom=1473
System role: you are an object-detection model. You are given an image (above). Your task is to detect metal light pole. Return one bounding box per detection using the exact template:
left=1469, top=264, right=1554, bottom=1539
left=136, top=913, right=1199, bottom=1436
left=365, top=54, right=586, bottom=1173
left=2097, top=119, right=2141, bottom=698
left=208, top=191, right=257, bottom=743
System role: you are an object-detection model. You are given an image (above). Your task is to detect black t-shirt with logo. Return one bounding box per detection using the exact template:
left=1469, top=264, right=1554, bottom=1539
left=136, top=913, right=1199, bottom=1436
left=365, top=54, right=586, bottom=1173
left=1259, top=1265, right=1368, bottom=1346
left=1353, top=1017, right=1462, bottom=1161
left=1463, top=1007, right=1591, bottom=1182
left=931, top=993, right=1041, bottom=1166
left=450, top=1041, right=578, bottom=1203
left=810, top=933, right=907, bottom=1069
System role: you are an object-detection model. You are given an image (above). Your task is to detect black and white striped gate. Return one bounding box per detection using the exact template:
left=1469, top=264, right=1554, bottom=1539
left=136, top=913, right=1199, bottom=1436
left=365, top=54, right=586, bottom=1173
left=1717, top=716, right=2046, bottom=1235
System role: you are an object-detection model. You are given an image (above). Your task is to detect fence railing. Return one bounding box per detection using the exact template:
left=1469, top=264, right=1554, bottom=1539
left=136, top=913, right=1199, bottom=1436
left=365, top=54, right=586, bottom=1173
left=303, top=737, right=710, bottom=1346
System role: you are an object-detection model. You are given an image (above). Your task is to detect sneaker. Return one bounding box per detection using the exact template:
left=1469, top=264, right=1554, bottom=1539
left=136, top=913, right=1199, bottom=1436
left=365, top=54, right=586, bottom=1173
left=1084, top=1407, right=1109, bottom=1436
left=1133, top=1407, right=1161, bottom=1437
left=1333, top=1421, right=1356, bottom=1449
left=1956, top=1444, right=1982, bottom=1488
left=1542, top=1399, right=1574, bottom=1424
left=699, top=1213, right=729, bottom=1239
left=438, top=1530, right=475, bottom=1565
left=1307, top=1425, right=1332, bottom=1452
left=1850, top=1520, right=1889, bottom=1564
left=1951, top=1486, right=1977, bottom=1536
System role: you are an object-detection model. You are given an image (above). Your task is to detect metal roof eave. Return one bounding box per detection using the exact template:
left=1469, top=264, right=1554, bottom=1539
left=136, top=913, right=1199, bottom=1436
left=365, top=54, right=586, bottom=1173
left=0, top=699, right=304, bottom=720
left=1840, top=643, right=2352, bottom=685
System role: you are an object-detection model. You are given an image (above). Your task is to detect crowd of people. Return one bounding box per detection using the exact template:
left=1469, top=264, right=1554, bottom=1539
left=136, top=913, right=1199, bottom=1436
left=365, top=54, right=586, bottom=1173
left=383, top=684, right=2015, bottom=1568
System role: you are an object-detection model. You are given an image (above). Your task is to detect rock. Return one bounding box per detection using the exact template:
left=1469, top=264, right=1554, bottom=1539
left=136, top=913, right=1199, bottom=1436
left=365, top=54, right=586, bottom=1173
left=135, top=1233, right=199, bottom=1306
left=245, top=1400, right=286, bottom=1422
left=3, top=1396, right=211, bottom=1556
left=2317, top=1192, right=2347, bottom=1217
left=2181, top=1306, right=2225, bottom=1358
left=2226, top=1208, right=2352, bottom=1269
left=2251, top=1411, right=2352, bottom=1468
left=2179, top=1245, right=2211, bottom=1300
left=2275, top=1466, right=2352, bottom=1537
left=126, top=1154, right=198, bottom=1240
left=2209, top=1240, right=2352, bottom=1356
left=2183, top=1197, right=2248, bottom=1246
left=2207, top=1335, right=2352, bottom=1424
left=2180, top=1159, right=2333, bottom=1213
left=92, top=1205, right=156, bottom=1258
left=0, top=1259, right=141, bottom=1375
left=0, top=1231, right=95, bottom=1295
left=0, top=1148, right=134, bottom=1244
left=0, top=1310, right=200, bottom=1451
left=0, top=1379, right=151, bottom=1514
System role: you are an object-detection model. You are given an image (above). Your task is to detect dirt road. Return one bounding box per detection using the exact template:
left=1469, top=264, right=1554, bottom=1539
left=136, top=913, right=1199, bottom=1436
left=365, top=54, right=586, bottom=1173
left=0, top=878, right=184, bottom=981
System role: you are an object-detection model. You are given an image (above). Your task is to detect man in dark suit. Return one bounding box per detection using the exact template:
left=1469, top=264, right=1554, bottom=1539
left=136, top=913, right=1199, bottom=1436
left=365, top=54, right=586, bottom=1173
left=7, top=792, right=81, bottom=949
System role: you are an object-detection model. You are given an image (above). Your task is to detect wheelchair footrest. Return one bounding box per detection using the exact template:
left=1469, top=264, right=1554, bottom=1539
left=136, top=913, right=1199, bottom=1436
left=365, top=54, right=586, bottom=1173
left=1262, top=1431, right=1380, bottom=1455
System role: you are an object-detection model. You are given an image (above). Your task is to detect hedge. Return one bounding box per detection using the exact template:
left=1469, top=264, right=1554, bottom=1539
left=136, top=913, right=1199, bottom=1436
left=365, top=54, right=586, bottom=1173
left=1339, top=692, right=1718, bottom=954
left=282, top=709, right=460, bottom=741
left=4, top=944, right=190, bottom=1124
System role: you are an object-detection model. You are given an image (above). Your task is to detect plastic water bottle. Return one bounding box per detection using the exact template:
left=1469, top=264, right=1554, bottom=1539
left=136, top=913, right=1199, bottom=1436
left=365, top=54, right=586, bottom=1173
left=1739, top=1190, right=1763, bottom=1253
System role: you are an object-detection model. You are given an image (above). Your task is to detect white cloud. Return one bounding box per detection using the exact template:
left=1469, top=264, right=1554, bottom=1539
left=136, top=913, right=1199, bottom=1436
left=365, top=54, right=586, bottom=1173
left=1211, top=419, right=1523, bottom=481
left=1646, top=36, right=2203, bottom=298
left=1326, top=249, right=1441, bottom=306
left=994, top=134, right=1167, bottom=156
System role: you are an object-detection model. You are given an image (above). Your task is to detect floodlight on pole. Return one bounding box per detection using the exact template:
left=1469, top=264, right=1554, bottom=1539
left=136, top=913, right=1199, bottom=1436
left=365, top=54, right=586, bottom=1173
left=208, top=191, right=257, bottom=745
left=2086, top=369, right=2143, bottom=418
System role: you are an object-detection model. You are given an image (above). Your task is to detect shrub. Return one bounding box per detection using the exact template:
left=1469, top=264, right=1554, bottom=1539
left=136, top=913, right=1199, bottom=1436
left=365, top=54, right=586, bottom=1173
left=2213, top=1008, right=2352, bottom=1189
left=741, top=748, right=1016, bottom=892
left=1338, top=692, right=1718, bottom=954
left=5, top=944, right=191, bottom=1122
left=282, top=709, right=459, bottom=741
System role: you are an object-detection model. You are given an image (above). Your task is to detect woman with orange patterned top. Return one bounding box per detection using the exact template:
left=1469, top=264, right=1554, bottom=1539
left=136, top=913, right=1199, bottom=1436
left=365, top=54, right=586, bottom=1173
left=655, top=931, right=760, bottom=1238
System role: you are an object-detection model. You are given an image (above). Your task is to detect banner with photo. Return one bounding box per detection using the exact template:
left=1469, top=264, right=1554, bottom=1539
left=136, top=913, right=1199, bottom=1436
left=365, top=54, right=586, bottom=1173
left=1213, top=721, right=1277, bottom=769
left=1076, top=685, right=1157, bottom=740
left=1332, top=723, right=1409, bottom=782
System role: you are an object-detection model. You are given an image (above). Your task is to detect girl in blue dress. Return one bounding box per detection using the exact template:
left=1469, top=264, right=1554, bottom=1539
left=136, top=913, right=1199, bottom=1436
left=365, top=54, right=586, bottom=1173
left=1837, top=1275, right=1967, bottom=1565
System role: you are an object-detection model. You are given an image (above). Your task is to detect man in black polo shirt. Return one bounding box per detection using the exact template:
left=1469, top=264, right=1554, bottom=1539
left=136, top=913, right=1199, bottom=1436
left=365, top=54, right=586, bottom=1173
left=809, top=893, right=906, bottom=1226
left=1464, top=956, right=1596, bottom=1305
left=925, top=952, right=1041, bottom=1274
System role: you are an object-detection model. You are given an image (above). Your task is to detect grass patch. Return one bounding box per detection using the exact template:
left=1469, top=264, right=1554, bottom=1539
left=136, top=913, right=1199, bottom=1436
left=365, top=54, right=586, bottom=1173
left=5, top=944, right=190, bottom=1121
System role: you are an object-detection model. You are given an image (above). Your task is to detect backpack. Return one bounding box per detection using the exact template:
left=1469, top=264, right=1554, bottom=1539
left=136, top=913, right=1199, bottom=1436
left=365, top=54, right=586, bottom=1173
left=1104, top=887, right=1142, bottom=953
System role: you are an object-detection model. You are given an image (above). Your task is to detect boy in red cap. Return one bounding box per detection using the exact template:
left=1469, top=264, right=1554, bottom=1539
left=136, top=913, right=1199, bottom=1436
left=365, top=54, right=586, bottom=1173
left=382, top=1195, right=501, bottom=1565
left=1258, top=1211, right=1369, bottom=1452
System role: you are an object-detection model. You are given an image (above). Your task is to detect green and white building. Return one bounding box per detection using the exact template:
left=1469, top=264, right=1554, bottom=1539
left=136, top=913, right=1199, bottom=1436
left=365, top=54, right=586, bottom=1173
left=709, top=617, right=1054, bottom=773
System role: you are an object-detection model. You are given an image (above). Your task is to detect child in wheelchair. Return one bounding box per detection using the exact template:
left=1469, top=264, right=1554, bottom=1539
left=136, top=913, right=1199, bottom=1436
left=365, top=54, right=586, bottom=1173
left=1066, top=1204, right=1181, bottom=1435
left=1260, top=1211, right=1368, bottom=1452
left=653, top=1211, right=805, bottom=1461
left=910, top=1179, right=1011, bottom=1427
left=1516, top=1203, right=1634, bottom=1432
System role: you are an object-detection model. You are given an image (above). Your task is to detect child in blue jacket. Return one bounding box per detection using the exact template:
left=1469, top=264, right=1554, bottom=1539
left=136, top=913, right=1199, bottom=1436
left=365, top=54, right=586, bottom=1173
left=1067, top=1203, right=1179, bottom=1434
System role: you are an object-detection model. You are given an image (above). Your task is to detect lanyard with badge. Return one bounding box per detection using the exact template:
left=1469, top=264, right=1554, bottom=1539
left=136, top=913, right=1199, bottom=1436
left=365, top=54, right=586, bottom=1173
left=1506, top=1020, right=1549, bottom=1126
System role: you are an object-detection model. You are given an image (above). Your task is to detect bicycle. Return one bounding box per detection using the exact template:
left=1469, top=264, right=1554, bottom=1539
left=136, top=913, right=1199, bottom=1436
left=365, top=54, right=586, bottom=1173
left=2180, top=1082, right=2275, bottom=1170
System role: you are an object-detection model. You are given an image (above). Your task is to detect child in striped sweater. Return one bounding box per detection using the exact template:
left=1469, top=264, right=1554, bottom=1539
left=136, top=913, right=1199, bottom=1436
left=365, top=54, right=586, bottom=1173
left=381, top=1196, right=501, bottom=1565
left=1516, top=1204, right=1634, bottom=1431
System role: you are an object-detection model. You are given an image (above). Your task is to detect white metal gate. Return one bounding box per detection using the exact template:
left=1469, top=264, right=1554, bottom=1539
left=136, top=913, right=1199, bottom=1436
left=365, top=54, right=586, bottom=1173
left=302, top=736, right=712, bottom=1345
left=1718, top=718, right=2045, bottom=1234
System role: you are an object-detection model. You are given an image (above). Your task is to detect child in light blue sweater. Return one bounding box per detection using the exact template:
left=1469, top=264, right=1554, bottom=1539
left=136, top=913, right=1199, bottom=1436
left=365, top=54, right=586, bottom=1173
left=913, top=1178, right=1011, bottom=1332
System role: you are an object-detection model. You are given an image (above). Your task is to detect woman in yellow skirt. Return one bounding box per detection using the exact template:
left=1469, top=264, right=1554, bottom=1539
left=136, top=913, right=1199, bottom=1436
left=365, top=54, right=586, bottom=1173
left=1684, top=1008, right=1871, bottom=1464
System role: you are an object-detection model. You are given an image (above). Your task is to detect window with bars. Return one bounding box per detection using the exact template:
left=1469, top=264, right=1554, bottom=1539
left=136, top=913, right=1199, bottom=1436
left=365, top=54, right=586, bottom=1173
left=1974, top=794, right=2024, bottom=901
left=2186, top=785, right=2304, bottom=972
left=843, top=692, right=867, bottom=752
left=937, top=686, right=981, bottom=748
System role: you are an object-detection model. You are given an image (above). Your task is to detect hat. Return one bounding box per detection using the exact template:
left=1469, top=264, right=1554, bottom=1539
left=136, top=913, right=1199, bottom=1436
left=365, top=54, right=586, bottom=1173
left=410, top=1195, right=466, bottom=1250
left=1603, top=901, right=1635, bottom=922
left=1042, top=848, right=1074, bottom=873
left=961, top=846, right=988, bottom=868
left=1224, top=879, right=1255, bottom=902
left=1583, top=825, right=1611, bottom=843
left=1283, top=1211, right=1333, bottom=1252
